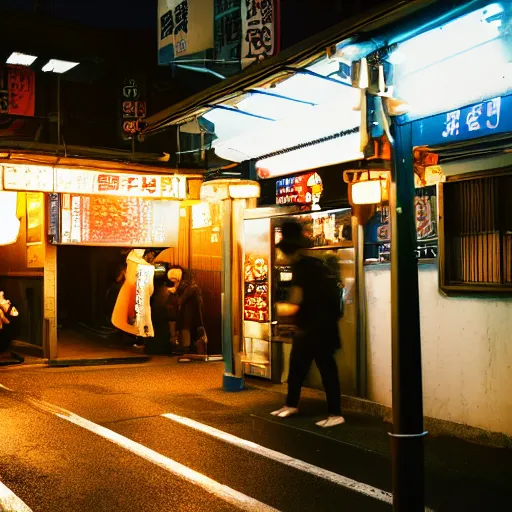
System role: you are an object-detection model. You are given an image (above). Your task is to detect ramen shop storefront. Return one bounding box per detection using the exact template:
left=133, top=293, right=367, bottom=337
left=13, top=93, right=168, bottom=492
left=0, top=157, right=200, bottom=362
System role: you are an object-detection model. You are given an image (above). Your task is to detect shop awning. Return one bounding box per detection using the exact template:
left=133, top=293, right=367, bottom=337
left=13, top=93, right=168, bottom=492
left=143, top=0, right=490, bottom=176
left=143, top=0, right=435, bottom=136
left=143, top=0, right=483, bottom=137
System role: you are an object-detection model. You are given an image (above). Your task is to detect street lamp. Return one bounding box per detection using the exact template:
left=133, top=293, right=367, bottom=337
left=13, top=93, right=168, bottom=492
left=42, top=59, right=79, bottom=153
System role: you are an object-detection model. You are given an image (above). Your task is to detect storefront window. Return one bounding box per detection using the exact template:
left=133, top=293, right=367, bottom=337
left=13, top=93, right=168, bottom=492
left=441, top=172, right=512, bottom=292
left=364, top=185, right=438, bottom=264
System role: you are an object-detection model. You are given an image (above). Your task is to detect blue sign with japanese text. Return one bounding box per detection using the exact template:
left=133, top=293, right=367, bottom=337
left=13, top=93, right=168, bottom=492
left=412, top=94, right=512, bottom=147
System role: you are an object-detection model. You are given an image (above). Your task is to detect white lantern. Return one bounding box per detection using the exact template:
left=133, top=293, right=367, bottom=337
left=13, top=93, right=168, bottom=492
left=0, top=192, right=21, bottom=246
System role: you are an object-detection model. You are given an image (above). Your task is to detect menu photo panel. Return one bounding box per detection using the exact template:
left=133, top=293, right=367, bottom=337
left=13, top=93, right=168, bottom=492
left=59, top=194, right=180, bottom=247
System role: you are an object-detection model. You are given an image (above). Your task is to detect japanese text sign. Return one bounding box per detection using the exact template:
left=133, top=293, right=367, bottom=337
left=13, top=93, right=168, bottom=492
left=241, top=0, right=279, bottom=67
left=158, top=0, right=214, bottom=64
left=7, top=65, right=35, bottom=117
left=412, top=95, right=512, bottom=147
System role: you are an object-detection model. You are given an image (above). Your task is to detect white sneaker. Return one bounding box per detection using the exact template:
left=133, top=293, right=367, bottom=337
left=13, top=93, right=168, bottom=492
left=316, top=415, right=345, bottom=428
left=270, top=406, right=299, bottom=418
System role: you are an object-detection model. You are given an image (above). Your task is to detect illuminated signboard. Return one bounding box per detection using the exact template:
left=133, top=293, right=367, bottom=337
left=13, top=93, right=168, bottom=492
left=0, top=164, right=187, bottom=199
left=276, top=172, right=323, bottom=206
left=59, top=194, right=180, bottom=247
left=2, top=164, right=54, bottom=191
left=55, top=168, right=187, bottom=198
left=412, top=95, right=512, bottom=147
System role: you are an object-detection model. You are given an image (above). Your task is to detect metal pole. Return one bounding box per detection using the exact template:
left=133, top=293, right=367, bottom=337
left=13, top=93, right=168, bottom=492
left=388, top=121, right=427, bottom=511
left=354, top=218, right=368, bottom=398
left=57, top=74, right=61, bottom=153
left=221, top=198, right=233, bottom=374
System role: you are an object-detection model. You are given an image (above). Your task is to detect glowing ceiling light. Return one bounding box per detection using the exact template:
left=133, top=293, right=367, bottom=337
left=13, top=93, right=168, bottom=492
left=256, top=133, right=364, bottom=179
left=6, top=52, right=38, bottom=66
left=214, top=92, right=361, bottom=164
left=42, top=59, right=79, bottom=74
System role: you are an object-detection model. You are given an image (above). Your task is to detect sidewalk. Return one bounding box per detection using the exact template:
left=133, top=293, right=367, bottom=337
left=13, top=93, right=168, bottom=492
left=239, top=377, right=512, bottom=512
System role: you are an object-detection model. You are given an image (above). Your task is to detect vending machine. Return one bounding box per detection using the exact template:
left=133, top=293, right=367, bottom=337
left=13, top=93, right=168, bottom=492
left=242, top=207, right=358, bottom=394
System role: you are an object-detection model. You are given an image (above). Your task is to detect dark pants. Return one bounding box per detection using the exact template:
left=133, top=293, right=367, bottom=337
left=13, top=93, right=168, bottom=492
left=285, top=335, right=342, bottom=415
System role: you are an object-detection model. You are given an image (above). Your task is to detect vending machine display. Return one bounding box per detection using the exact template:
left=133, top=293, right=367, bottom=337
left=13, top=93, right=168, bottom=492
left=242, top=208, right=355, bottom=383
left=242, top=218, right=272, bottom=378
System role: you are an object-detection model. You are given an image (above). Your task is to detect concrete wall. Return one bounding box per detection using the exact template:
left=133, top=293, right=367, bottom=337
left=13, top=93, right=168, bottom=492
left=365, top=263, right=512, bottom=436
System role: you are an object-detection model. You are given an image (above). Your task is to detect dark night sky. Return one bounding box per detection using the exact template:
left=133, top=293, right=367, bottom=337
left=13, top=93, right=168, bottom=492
left=0, top=0, right=156, bottom=29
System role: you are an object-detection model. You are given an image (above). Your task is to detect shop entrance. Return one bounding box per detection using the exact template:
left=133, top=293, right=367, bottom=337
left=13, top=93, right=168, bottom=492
left=56, top=245, right=142, bottom=360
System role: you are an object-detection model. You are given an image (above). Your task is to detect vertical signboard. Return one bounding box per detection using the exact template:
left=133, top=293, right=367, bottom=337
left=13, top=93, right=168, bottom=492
left=120, top=78, right=146, bottom=142
left=7, top=65, right=35, bottom=117
left=241, top=0, right=280, bottom=68
left=158, top=0, right=214, bottom=65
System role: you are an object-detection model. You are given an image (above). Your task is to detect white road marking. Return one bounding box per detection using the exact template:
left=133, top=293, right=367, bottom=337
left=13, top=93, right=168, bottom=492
left=0, top=481, right=33, bottom=512
left=19, top=397, right=278, bottom=512
left=163, top=412, right=394, bottom=505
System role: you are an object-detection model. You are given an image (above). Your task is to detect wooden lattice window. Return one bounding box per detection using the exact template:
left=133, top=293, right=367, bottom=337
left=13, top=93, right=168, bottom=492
left=441, top=172, right=512, bottom=292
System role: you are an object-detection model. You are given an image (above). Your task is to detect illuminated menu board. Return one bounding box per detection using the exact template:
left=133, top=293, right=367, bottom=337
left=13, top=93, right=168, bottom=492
left=59, top=194, right=179, bottom=247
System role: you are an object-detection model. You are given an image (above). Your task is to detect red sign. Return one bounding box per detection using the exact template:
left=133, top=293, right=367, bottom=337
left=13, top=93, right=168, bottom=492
left=7, top=65, right=35, bottom=117
left=276, top=172, right=323, bottom=206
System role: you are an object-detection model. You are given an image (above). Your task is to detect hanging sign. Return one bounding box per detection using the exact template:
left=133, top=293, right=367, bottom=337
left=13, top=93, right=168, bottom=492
left=276, top=172, right=323, bottom=206
left=7, top=65, right=35, bottom=117
left=241, top=0, right=279, bottom=67
left=158, top=0, right=214, bottom=64
left=120, top=78, right=146, bottom=141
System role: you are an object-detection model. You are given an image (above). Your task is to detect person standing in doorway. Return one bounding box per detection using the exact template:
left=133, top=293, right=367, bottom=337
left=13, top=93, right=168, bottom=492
left=271, top=220, right=345, bottom=428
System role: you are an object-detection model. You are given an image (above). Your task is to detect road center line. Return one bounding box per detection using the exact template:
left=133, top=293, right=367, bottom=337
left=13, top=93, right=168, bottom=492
left=13, top=394, right=278, bottom=512
left=163, top=412, right=394, bottom=505
left=0, top=481, right=33, bottom=512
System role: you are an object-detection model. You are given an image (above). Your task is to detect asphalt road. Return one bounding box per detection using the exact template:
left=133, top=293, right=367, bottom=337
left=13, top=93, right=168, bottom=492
left=0, top=358, right=511, bottom=511
left=0, top=360, right=391, bottom=512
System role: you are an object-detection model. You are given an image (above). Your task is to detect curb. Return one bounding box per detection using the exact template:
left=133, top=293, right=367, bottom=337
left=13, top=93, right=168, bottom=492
left=48, top=356, right=152, bottom=367
left=247, top=380, right=512, bottom=449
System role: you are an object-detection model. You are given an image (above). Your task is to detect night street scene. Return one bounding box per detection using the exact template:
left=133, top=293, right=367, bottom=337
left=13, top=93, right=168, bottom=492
left=0, top=0, right=511, bottom=511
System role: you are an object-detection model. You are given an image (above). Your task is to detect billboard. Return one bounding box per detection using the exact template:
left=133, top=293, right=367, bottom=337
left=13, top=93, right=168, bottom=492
left=158, top=0, right=214, bottom=65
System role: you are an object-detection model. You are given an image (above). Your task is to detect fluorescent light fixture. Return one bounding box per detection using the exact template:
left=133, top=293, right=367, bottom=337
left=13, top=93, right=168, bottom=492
left=392, top=3, right=504, bottom=75
left=396, top=37, right=512, bottom=117
left=351, top=181, right=382, bottom=205
left=256, top=132, right=364, bottom=178
left=42, top=59, right=79, bottom=73
left=6, top=52, right=37, bottom=66
left=215, top=92, right=361, bottom=164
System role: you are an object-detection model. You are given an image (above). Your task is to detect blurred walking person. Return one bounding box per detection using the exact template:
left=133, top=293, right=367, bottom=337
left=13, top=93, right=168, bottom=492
left=271, top=220, right=345, bottom=428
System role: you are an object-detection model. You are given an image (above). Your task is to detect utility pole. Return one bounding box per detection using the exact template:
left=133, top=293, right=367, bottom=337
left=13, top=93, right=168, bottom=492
left=388, top=121, right=427, bottom=511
